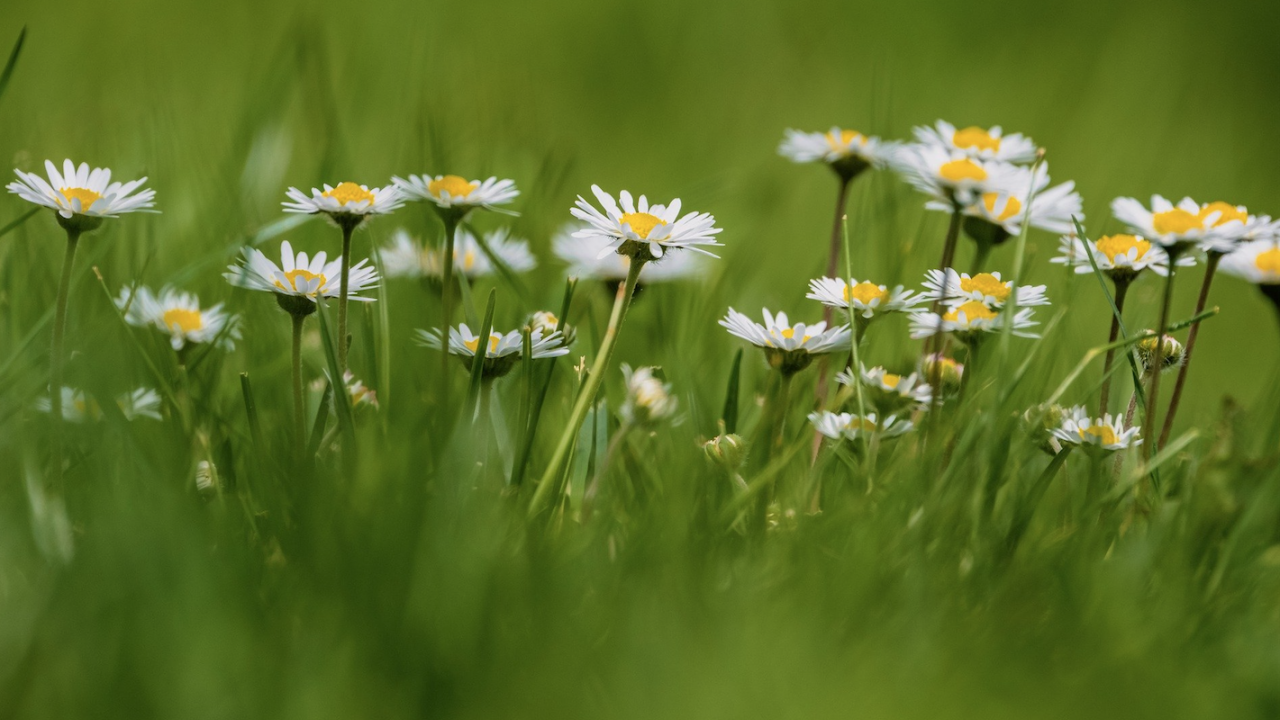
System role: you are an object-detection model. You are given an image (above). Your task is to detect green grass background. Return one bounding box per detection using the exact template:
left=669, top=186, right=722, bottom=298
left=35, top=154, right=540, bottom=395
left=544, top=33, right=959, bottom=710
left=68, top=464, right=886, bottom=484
left=3, top=0, right=1280, bottom=717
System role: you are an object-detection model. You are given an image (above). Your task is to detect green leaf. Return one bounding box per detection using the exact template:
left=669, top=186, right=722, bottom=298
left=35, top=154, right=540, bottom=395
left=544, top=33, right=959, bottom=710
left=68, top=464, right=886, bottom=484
left=721, top=348, right=743, bottom=434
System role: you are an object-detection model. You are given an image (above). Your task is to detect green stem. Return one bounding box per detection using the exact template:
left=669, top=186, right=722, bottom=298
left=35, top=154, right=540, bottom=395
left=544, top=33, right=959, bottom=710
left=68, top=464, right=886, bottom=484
left=581, top=421, right=632, bottom=522
left=439, top=215, right=459, bottom=419
left=1144, top=259, right=1179, bottom=458
left=336, top=220, right=356, bottom=374
left=530, top=257, right=645, bottom=517
left=1159, top=253, right=1219, bottom=446
left=291, top=313, right=306, bottom=454
left=49, top=227, right=81, bottom=487
left=969, top=241, right=992, bottom=275
left=1097, top=279, right=1131, bottom=416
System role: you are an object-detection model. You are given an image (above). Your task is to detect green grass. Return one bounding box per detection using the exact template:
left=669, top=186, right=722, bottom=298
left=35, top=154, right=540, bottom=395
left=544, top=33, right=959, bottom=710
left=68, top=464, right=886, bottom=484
left=4, top=1, right=1280, bottom=717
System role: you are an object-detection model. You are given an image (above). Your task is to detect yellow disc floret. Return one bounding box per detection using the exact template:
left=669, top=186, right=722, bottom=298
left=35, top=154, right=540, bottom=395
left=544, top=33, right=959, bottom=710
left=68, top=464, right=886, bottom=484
left=162, top=308, right=204, bottom=333
left=981, top=192, right=1022, bottom=222
left=619, top=212, right=664, bottom=240
left=845, top=281, right=889, bottom=306
left=58, top=187, right=103, bottom=212
left=1255, top=247, right=1280, bottom=276
left=463, top=333, right=501, bottom=355
left=1199, top=201, right=1247, bottom=227
left=943, top=300, right=998, bottom=324
left=1095, top=234, right=1151, bottom=263
left=1079, top=424, right=1119, bottom=445
left=952, top=126, right=1001, bottom=153
left=276, top=269, right=327, bottom=295
left=1152, top=208, right=1204, bottom=235
left=428, top=175, right=479, bottom=199
left=322, top=182, right=376, bottom=208
left=939, top=159, right=988, bottom=183
left=825, top=129, right=866, bottom=152
left=881, top=373, right=902, bottom=389
left=960, top=273, right=1011, bottom=303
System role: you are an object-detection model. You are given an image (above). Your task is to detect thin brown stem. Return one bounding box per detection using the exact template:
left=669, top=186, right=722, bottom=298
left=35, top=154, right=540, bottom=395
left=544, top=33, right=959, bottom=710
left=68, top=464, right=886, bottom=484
left=1144, top=261, right=1179, bottom=457
left=813, top=178, right=852, bottom=426
left=1159, top=253, right=1219, bottom=446
left=1097, top=280, right=1131, bottom=416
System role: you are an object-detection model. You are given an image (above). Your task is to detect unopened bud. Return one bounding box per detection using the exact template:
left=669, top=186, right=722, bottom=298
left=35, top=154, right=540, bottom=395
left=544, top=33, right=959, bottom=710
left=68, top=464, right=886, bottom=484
left=1136, top=333, right=1184, bottom=374
left=702, top=430, right=747, bottom=471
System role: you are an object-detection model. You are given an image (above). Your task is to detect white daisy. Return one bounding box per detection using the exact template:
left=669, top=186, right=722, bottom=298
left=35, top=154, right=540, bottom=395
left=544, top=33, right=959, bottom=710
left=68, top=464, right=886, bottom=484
left=224, top=240, right=379, bottom=307
left=941, top=163, right=1082, bottom=239
left=526, top=310, right=575, bottom=347
left=1050, top=405, right=1141, bottom=454
left=835, top=366, right=932, bottom=411
left=36, top=386, right=162, bottom=422
left=282, top=182, right=403, bottom=219
left=921, top=269, right=1048, bottom=308
left=416, top=323, right=570, bottom=378
left=381, top=227, right=537, bottom=280
left=1191, top=202, right=1279, bottom=254
left=342, top=371, right=379, bottom=409
left=1220, top=239, right=1280, bottom=286
left=115, top=285, right=240, bottom=351
left=892, top=143, right=1024, bottom=207
left=719, top=307, right=851, bottom=375
left=1110, top=195, right=1242, bottom=251
left=808, top=410, right=914, bottom=442
left=8, top=159, right=156, bottom=221
left=570, top=185, right=722, bottom=261
left=553, top=223, right=705, bottom=283
left=920, top=353, right=964, bottom=392
left=392, top=174, right=519, bottom=213
left=1050, top=233, right=1193, bottom=281
left=805, top=277, right=924, bottom=318
left=778, top=127, right=901, bottom=177
left=909, top=300, right=1040, bottom=342
left=912, top=120, right=1039, bottom=163
left=620, top=364, right=678, bottom=425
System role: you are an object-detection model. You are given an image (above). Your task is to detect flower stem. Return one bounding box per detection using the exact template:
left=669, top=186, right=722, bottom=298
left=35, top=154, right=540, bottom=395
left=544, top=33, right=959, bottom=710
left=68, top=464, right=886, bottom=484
left=581, top=421, right=632, bottom=523
left=813, top=177, right=853, bottom=416
left=49, top=227, right=81, bottom=486
left=530, top=257, right=645, bottom=517
left=336, top=221, right=356, bottom=374
left=1159, top=253, right=1219, bottom=446
left=439, top=215, right=459, bottom=419
left=1097, top=279, right=1131, bottom=416
left=1144, top=259, right=1179, bottom=457
left=291, top=313, right=306, bottom=454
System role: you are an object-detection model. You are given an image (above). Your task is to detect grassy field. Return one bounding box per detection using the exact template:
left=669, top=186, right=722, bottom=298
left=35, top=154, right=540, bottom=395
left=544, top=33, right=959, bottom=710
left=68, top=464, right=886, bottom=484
left=3, top=1, right=1280, bottom=718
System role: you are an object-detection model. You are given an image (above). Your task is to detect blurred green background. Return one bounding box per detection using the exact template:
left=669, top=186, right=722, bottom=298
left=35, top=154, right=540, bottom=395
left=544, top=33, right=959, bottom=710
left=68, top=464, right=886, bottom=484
left=3, top=0, right=1280, bottom=717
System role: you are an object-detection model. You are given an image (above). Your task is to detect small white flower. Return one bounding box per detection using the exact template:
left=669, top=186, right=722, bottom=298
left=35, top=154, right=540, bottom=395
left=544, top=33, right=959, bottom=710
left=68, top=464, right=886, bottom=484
left=1050, top=233, right=1193, bottom=280
left=1220, top=239, right=1280, bottom=286
left=1110, top=195, right=1241, bottom=251
left=1050, top=405, right=1141, bottom=454
left=342, top=371, right=379, bottom=409
left=416, top=324, right=570, bottom=360
left=909, top=300, right=1039, bottom=342
left=808, top=410, right=913, bottom=442
left=224, top=240, right=379, bottom=304
left=778, top=127, right=901, bottom=170
left=620, top=364, right=678, bottom=424
left=805, top=277, right=924, bottom=318
left=115, top=285, right=240, bottom=351
left=36, top=386, right=162, bottom=422
left=8, top=159, right=156, bottom=219
left=921, top=269, right=1048, bottom=308
left=836, top=366, right=932, bottom=410
left=939, top=163, right=1082, bottom=238
left=282, top=182, right=403, bottom=218
left=892, top=143, right=1024, bottom=207
left=571, top=185, right=722, bottom=260
left=912, top=120, right=1039, bottom=163
left=392, top=174, right=519, bottom=212
left=1191, top=202, right=1279, bottom=254
left=381, top=227, right=536, bottom=280
left=721, top=308, right=851, bottom=375
left=553, top=223, right=705, bottom=283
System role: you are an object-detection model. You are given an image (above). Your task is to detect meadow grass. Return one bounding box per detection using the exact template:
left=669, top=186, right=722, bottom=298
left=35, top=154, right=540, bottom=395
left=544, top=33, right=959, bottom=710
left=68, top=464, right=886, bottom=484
left=4, top=1, right=1280, bottom=718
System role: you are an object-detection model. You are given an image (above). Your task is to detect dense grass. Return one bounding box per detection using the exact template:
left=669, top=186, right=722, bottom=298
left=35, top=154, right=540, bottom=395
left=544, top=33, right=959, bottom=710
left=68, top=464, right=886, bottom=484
left=4, top=1, right=1280, bottom=717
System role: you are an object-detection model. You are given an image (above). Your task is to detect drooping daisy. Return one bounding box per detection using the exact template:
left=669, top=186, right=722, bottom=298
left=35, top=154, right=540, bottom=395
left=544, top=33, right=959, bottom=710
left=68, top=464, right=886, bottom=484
left=1050, top=233, right=1192, bottom=281
left=945, top=163, right=1082, bottom=243
left=808, top=410, right=914, bottom=442
left=553, top=223, right=705, bottom=284
left=416, top=323, right=570, bottom=378
left=1110, top=195, right=1243, bottom=253
left=778, top=127, right=901, bottom=180
left=920, top=269, right=1048, bottom=308
left=835, top=366, right=932, bottom=412
left=571, top=185, right=722, bottom=261
left=1135, top=333, right=1185, bottom=375
left=392, top=174, right=519, bottom=216
left=719, top=308, right=851, bottom=375
left=115, top=285, right=240, bottom=351
left=8, top=159, right=157, bottom=228
left=620, top=364, right=678, bottom=425
left=223, top=240, right=379, bottom=314
left=36, top=386, right=163, bottom=422
left=892, top=143, right=1024, bottom=208
left=282, top=182, right=403, bottom=225
left=806, top=277, right=924, bottom=318
left=1050, top=406, right=1141, bottom=454
left=908, top=300, right=1039, bottom=343
left=912, top=120, right=1039, bottom=164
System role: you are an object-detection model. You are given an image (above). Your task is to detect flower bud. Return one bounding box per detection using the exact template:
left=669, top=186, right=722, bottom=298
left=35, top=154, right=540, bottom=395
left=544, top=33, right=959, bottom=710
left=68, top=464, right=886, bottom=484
left=921, top=353, right=964, bottom=393
left=1021, top=402, right=1065, bottom=455
left=527, top=310, right=575, bottom=347
left=702, top=431, right=747, bottom=471
left=620, top=364, right=677, bottom=425
left=1136, top=333, right=1184, bottom=374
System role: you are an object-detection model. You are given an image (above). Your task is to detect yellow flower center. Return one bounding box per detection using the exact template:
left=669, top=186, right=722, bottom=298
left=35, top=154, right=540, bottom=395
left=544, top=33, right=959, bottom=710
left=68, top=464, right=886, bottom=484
left=882, top=373, right=902, bottom=389
left=939, top=159, right=987, bottom=183
left=321, top=182, right=376, bottom=207
left=1199, top=201, right=1247, bottom=227
left=275, top=269, right=327, bottom=294
left=844, top=281, right=888, bottom=306
left=1079, top=425, right=1118, bottom=445
left=780, top=328, right=795, bottom=339
left=952, top=126, right=1001, bottom=153
left=1095, top=234, right=1150, bottom=263
left=636, top=381, right=666, bottom=408
left=59, top=187, right=102, bottom=211
left=981, top=192, right=1021, bottom=222
left=462, top=250, right=476, bottom=271
left=943, top=300, right=998, bottom=324
left=959, top=273, right=1010, bottom=302
left=619, top=212, right=664, bottom=240
left=1255, top=248, right=1280, bottom=275
left=428, top=175, right=478, bottom=198
left=162, top=308, right=203, bottom=333
left=825, top=129, right=866, bottom=151
left=1152, top=208, right=1203, bottom=235
left=848, top=418, right=878, bottom=432
left=463, top=334, right=501, bottom=354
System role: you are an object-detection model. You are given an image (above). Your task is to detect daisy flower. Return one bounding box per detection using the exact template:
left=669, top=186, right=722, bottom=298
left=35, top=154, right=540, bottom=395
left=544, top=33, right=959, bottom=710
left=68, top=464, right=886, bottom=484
left=806, top=277, right=924, bottom=318
left=920, top=353, right=964, bottom=393
left=1221, top=240, right=1280, bottom=286
left=912, top=120, right=1039, bottom=164
left=892, top=143, right=1024, bottom=207
left=808, top=410, right=914, bottom=442
left=719, top=308, right=851, bottom=375
left=778, top=126, right=901, bottom=179
left=836, top=366, right=932, bottom=412
left=946, top=163, right=1082, bottom=241
left=36, top=386, right=162, bottom=422
left=282, top=182, right=403, bottom=224
left=115, top=285, right=240, bottom=351
left=620, top=364, right=678, bottom=425
left=416, top=323, right=570, bottom=378
left=553, top=223, right=705, bottom=284
left=526, top=310, right=576, bottom=347
left=1050, top=406, right=1141, bottom=454
left=1192, top=202, right=1280, bottom=254
left=1050, top=233, right=1192, bottom=281
left=223, top=240, right=379, bottom=314
left=392, top=174, right=519, bottom=216
left=921, top=269, right=1048, bottom=308
left=908, top=300, right=1039, bottom=343
left=570, top=185, right=722, bottom=261
left=1110, top=195, right=1242, bottom=253
left=342, top=371, right=379, bottom=409
left=8, top=159, right=156, bottom=228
